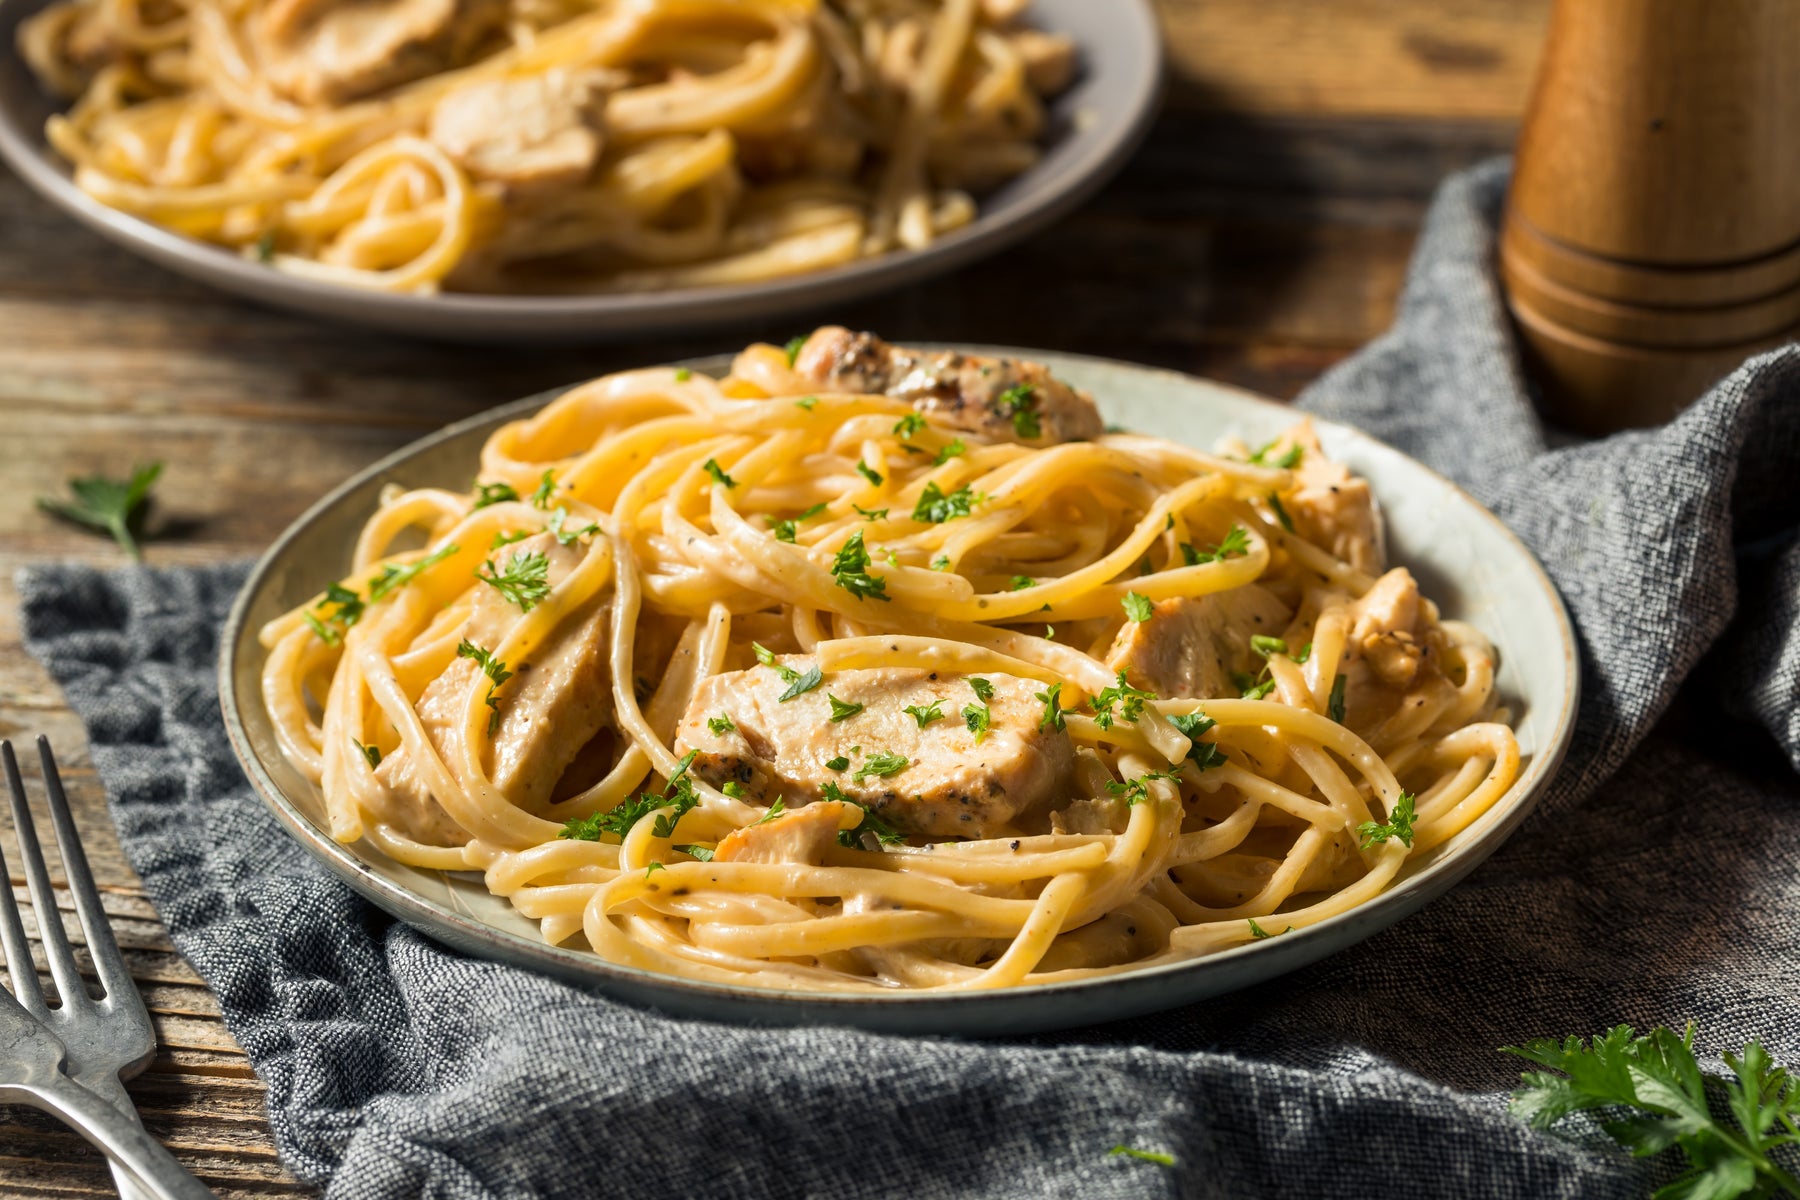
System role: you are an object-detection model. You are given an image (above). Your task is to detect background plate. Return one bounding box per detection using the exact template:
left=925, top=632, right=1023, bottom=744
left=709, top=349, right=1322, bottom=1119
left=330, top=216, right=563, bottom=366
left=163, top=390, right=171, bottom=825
left=219, top=349, right=1579, bottom=1035
left=0, top=0, right=1162, bottom=341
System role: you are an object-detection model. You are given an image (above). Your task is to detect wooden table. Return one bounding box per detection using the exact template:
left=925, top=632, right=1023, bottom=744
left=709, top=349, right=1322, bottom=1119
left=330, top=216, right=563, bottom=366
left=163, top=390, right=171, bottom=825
left=0, top=1, right=1550, bottom=1192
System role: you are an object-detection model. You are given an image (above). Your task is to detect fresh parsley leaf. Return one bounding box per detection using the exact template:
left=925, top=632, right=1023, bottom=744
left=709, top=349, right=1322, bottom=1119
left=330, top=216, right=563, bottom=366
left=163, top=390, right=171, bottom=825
left=1328, top=673, right=1347, bottom=723
left=1356, top=791, right=1417, bottom=849
left=1502, top=1024, right=1800, bottom=1200
left=931, top=555, right=952, bottom=571
left=645, top=861, right=666, bottom=878
left=674, top=367, right=693, bottom=382
left=472, top=480, right=519, bottom=508
left=1090, top=671, right=1158, bottom=730
left=676, top=843, right=713, bottom=861
left=1122, top=591, right=1154, bottom=623
left=1034, top=682, right=1066, bottom=733
left=893, top=412, right=927, bottom=438
left=559, top=813, right=606, bottom=841
left=1108, top=1146, right=1176, bottom=1167
left=1010, top=575, right=1034, bottom=590
left=932, top=439, right=966, bottom=466
left=707, top=713, right=736, bottom=736
left=367, top=543, right=459, bottom=602
left=755, top=797, right=788, bottom=825
left=1241, top=678, right=1277, bottom=701
left=824, top=755, right=850, bottom=772
left=491, top=529, right=532, bottom=550
left=1168, top=711, right=1225, bottom=770
left=476, top=549, right=551, bottom=611
left=969, top=678, right=995, bottom=701
left=1045, top=625, right=1056, bottom=640
left=831, top=531, right=890, bottom=602
left=838, top=807, right=906, bottom=850
left=702, top=458, right=736, bottom=488
left=566, top=752, right=704, bottom=842
left=853, top=751, right=909, bottom=781
left=779, top=665, right=824, bottom=702
left=722, top=781, right=745, bottom=798
left=913, top=481, right=982, bottom=524
left=352, top=738, right=381, bottom=769
left=36, top=461, right=163, bottom=559
left=855, top=461, right=884, bottom=487
left=1182, top=525, right=1251, bottom=567
left=457, top=639, right=515, bottom=735
left=768, top=516, right=800, bottom=543
left=962, top=702, right=991, bottom=743
left=828, top=694, right=865, bottom=722
left=1248, top=918, right=1271, bottom=940
left=821, top=781, right=850, bottom=802
left=529, top=470, right=557, bottom=509
left=304, top=581, right=365, bottom=646
left=1251, top=635, right=1289, bottom=659
left=1268, top=493, right=1295, bottom=532
left=254, top=231, right=276, bottom=262
left=1249, top=439, right=1302, bottom=469
left=853, top=504, right=888, bottom=521
left=795, top=396, right=818, bottom=410
left=997, top=383, right=1041, bottom=439
left=547, top=508, right=599, bottom=546
left=1294, top=642, right=1313, bottom=664
left=902, top=700, right=944, bottom=728
left=1106, top=769, right=1177, bottom=806
left=784, top=336, right=806, bottom=366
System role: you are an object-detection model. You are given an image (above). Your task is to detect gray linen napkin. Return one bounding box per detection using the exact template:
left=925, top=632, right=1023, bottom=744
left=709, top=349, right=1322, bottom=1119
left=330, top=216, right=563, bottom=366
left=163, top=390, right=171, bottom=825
left=19, top=159, right=1800, bottom=1199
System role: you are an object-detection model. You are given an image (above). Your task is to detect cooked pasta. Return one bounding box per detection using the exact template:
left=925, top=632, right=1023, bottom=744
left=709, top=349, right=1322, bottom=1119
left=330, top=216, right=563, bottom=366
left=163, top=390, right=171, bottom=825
left=257, top=328, right=1521, bottom=992
left=19, top=0, right=1073, bottom=293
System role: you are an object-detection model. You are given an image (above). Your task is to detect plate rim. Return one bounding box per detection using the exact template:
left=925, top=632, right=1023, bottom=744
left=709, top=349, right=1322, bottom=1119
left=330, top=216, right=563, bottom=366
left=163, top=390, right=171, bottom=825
left=217, top=346, right=1581, bottom=1033
left=0, top=0, right=1164, bottom=337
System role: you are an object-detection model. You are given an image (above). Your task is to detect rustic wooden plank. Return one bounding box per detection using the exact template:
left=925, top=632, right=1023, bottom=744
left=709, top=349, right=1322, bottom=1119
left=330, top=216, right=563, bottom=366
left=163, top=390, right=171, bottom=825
left=1161, top=0, right=1551, bottom=121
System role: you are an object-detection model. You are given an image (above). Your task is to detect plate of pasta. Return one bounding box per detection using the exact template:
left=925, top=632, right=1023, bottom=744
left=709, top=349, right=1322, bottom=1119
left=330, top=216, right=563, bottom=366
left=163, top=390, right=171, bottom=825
left=219, top=329, right=1578, bottom=1034
left=0, top=0, right=1160, bottom=338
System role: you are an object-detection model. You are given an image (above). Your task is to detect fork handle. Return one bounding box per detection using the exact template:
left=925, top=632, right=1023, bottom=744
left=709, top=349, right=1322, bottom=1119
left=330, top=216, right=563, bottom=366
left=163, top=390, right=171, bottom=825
left=0, top=1074, right=214, bottom=1200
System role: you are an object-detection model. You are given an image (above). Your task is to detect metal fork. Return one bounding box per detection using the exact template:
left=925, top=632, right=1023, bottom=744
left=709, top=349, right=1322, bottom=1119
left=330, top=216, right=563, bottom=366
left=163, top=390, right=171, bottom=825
left=0, top=738, right=211, bottom=1200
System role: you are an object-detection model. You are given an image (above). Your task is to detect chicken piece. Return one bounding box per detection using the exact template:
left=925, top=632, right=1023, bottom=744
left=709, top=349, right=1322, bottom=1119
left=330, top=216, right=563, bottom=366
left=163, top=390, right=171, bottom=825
left=792, top=327, right=1105, bottom=446
left=1280, top=422, right=1385, bottom=575
left=714, top=800, right=856, bottom=866
left=374, top=533, right=612, bottom=841
left=1105, top=585, right=1293, bottom=699
left=1344, top=568, right=1430, bottom=689
left=674, top=664, right=1074, bottom=839
left=429, top=70, right=612, bottom=196
left=253, top=0, right=503, bottom=106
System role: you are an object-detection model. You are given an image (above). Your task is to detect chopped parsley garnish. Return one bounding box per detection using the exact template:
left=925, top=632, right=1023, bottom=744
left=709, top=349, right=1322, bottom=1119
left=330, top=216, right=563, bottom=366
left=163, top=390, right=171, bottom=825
left=838, top=807, right=906, bottom=850
left=779, top=665, right=825, bottom=702
left=795, top=396, right=818, bottom=410
left=892, top=412, right=927, bottom=438
left=674, top=367, right=692, bottom=382
left=1168, top=712, right=1225, bottom=770
left=1328, top=673, right=1347, bottom=723
left=831, top=531, right=890, bottom=602
left=702, top=458, right=736, bottom=488
left=559, top=751, right=702, bottom=842
left=528, top=470, right=557, bottom=509
left=932, top=439, right=966, bottom=466
left=645, top=862, right=666, bottom=879
left=824, top=755, right=850, bottom=772
left=368, top=543, right=459, bottom=603
left=1268, top=493, right=1295, bottom=532
left=676, top=844, right=713, bottom=861
left=931, top=555, right=952, bottom=571
left=1108, top=1146, right=1176, bottom=1168
left=962, top=701, right=991, bottom=743
left=1121, top=591, right=1154, bottom=623
left=1010, top=575, right=1034, bottom=590
left=1248, top=918, right=1271, bottom=939
left=855, top=461, right=884, bottom=487
left=902, top=700, right=945, bottom=728
left=969, top=678, right=995, bottom=701
left=997, top=383, right=1040, bottom=439
left=1251, top=635, right=1289, bottom=659
left=1106, top=769, right=1178, bottom=806
left=490, top=530, right=532, bottom=550
left=36, top=461, right=162, bottom=559
left=853, top=751, right=910, bottom=781
left=1034, top=682, right=1066, bottom=732
left=1183, top=525, right=1251, bottom=566
left=912, top=481, right=982, bottom=524
left=853, top=504, right=888, bottom=521
left=1240, top=678, right=1277, bottom=701
left=456, top=639, right=515, bottom=735
left=722, top=781, right=745, bottom=798
left=1090, top=671, right=1157, bottom=730
left=783, top=336, right=806, bottom=366
left=821, top=781, right=850, bottom=802
left=1045, top=625, right=1056, bottom=640
left=755, top=797, right=788, bottom=825
left=707, top=713, right=736, bottom=736
left=472, top=480, right=519, bottom=508
left=546, top=508, right=600, bottom=546
left=475, top=549, right=551, bottom=611
left=254, top=231, right=276, bottom=262
left=303, top=581, right=365, bottom=646
left=1357, top=791, right=1417, bottom=849
left=767, top=502, right=828, bottom=543
left=352, top=738, right=381, bottom=769
left=1249, top=439, right=1302, bottom=469
left=828, top=694, right=865, bottom=722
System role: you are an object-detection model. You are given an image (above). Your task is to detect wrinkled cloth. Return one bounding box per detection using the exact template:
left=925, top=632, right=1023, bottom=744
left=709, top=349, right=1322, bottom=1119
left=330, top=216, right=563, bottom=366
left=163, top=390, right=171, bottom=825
left=18, top=159, right=1800, bottom=1199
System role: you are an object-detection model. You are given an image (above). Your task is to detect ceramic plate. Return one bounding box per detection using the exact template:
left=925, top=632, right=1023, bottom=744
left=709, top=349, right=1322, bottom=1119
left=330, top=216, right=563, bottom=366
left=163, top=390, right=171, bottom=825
left=0, top=1, right=1161, bottom=341
left=218, top=350, right=1579, bottom=1035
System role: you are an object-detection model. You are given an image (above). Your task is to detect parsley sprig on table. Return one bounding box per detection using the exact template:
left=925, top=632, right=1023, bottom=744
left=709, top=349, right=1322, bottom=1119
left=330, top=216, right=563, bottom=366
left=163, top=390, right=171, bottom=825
left=37, top=461, right=163, bottom=559
left=1504, top=1025, right=1800, bottom=1200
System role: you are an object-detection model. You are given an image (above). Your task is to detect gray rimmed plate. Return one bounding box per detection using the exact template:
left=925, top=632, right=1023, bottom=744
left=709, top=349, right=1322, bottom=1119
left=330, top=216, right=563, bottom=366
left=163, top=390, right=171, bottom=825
left=218, top=349, right=1579, bottom=1035
left=0, top=1, right=1161, bottom=341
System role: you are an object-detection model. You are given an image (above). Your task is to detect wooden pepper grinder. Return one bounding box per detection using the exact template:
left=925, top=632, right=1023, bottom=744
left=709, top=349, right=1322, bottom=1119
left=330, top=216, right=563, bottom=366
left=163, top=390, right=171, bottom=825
left=1501, top=0, right=1800, bottom=433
